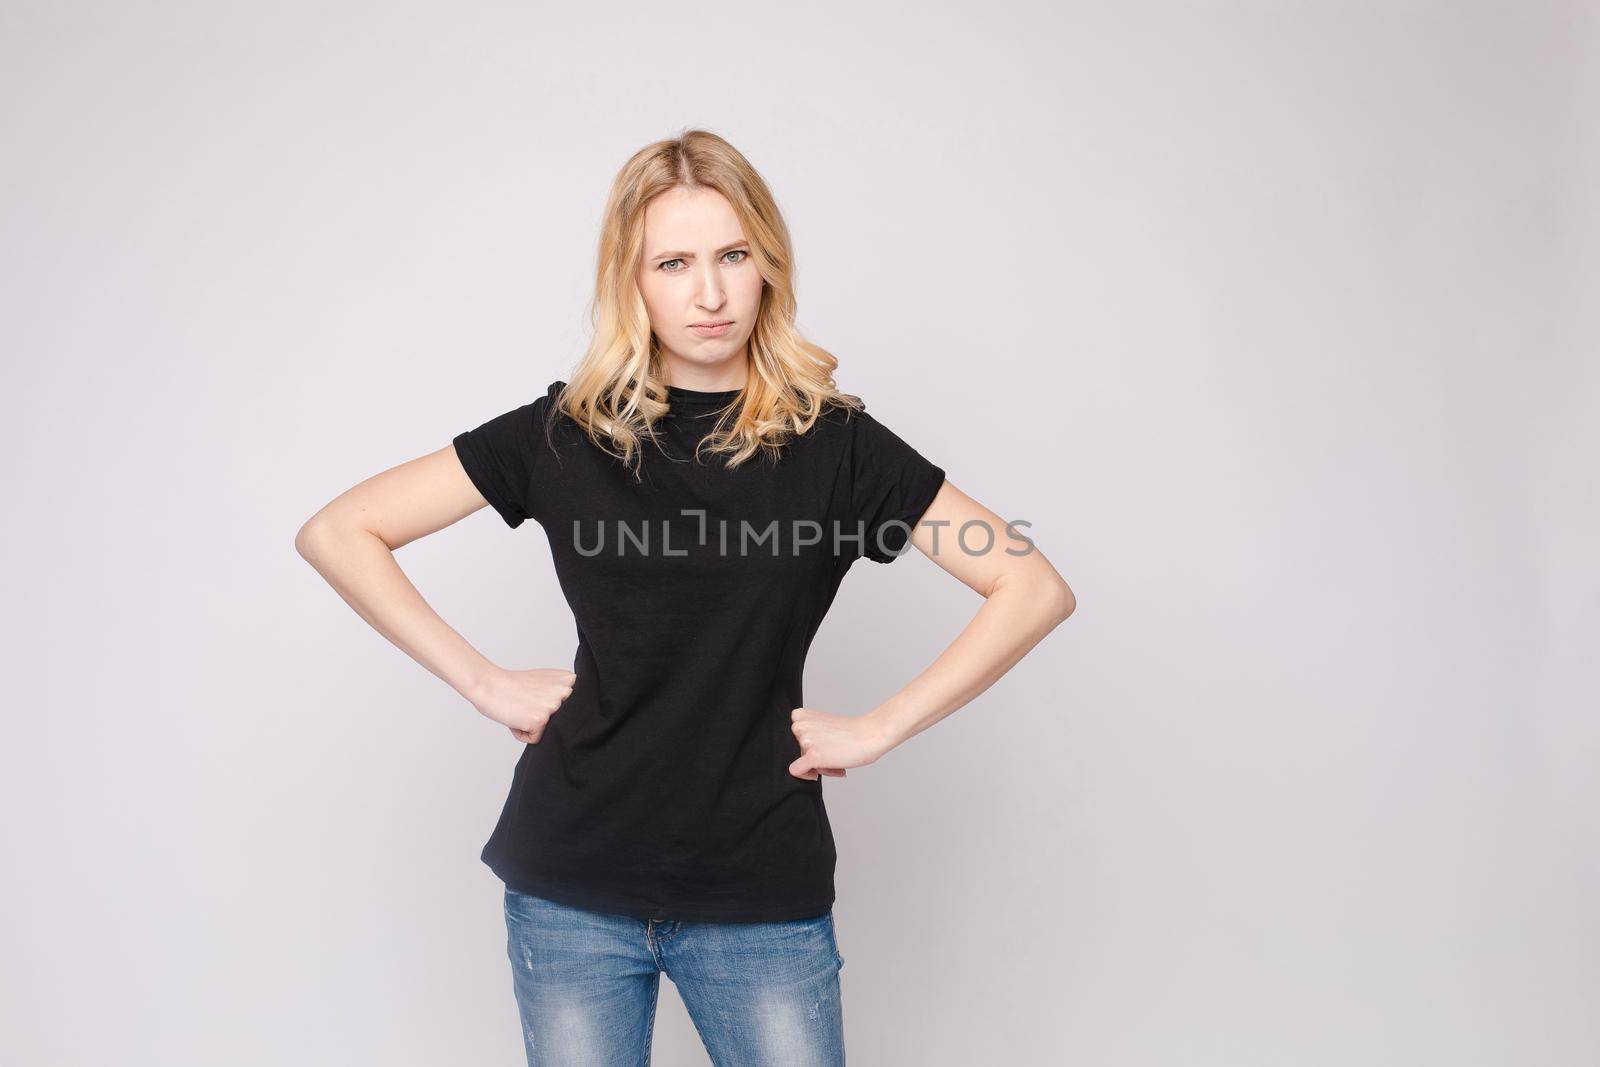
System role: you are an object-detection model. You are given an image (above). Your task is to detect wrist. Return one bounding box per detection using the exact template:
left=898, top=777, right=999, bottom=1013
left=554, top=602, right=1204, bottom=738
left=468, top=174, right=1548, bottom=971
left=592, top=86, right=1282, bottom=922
left=457, top=662, right=503, bottom=708
left=863, top=705, right=908, bottom=758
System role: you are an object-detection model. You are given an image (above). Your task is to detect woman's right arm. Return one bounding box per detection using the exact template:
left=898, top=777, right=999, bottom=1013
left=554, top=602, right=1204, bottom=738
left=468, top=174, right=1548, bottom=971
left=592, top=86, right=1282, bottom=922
left=293, top=444, right=574, bottom=744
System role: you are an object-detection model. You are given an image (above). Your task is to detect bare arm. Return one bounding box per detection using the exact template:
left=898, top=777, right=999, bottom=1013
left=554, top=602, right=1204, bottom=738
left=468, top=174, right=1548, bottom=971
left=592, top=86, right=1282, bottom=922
left=788, top=480, right=1075, bottom=779
left=294, top=444, right=574, bottom=743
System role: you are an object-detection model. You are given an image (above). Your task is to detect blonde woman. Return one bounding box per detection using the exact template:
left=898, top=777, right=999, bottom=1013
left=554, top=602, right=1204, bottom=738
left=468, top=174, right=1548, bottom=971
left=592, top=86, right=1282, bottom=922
left=296, top=129, right=1075, bottom=1065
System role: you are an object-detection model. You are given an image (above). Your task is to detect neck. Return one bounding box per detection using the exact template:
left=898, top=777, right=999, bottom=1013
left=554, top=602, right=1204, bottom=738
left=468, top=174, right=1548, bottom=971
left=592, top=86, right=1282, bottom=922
left=660, top=352, right=749, bottom=393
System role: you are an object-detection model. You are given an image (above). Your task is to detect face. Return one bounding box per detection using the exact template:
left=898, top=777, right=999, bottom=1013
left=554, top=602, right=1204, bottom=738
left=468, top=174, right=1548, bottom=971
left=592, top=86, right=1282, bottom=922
left=634, top=185, right=764, bottom=387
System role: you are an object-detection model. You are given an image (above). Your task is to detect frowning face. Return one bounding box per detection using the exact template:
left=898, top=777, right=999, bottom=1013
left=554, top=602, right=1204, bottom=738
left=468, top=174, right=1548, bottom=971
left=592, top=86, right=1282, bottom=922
left=635, top=185, right=764, bottom=386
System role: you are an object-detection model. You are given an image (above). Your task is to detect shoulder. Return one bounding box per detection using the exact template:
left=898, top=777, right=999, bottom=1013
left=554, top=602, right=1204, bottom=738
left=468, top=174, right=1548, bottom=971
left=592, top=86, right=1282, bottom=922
left=538, top=379, right=567, bottom=413
left=817, top=396, right=908, bottom=443
left=811, top=396, right=929, bottom=456
left=466, top=380, right=570, bottom=450
left=531, top=379, right=571, bottom=426
left=504, top=379, right=570, bottom=437
left=827, top=396, right=941, bottom=475
left=814, top=395, right=869, bottom=433
left=534, top=380, right=578, bottom=444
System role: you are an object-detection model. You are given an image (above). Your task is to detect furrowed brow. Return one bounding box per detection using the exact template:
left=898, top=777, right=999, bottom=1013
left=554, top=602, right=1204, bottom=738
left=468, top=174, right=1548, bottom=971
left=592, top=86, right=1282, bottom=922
left=649, top=240, right=750, bottom=261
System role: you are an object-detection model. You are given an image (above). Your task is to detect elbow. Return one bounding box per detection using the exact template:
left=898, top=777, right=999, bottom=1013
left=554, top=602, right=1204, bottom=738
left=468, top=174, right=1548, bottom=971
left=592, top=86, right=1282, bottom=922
left=294, top=515, right=335, bottom=564
left=297, top=511, right=393, bottom=564
left=991, top=572, right=1078, bottom=624
left=1049, top=580, right=1076, bottom=624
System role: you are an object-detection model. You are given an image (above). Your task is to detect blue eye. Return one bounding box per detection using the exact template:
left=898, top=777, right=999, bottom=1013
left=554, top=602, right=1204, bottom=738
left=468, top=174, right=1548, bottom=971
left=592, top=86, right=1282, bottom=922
left=658, top=250, right=749, bottom=272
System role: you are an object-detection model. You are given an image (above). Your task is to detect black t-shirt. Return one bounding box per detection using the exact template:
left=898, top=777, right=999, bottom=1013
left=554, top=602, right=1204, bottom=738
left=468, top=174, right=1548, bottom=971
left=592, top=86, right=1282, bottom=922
left=452, top=379, right=945, bottom=922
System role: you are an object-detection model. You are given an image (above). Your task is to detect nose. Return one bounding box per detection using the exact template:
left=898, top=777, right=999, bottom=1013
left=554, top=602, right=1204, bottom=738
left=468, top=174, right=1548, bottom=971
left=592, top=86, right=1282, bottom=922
left=694, top=260, right=726, bottom=313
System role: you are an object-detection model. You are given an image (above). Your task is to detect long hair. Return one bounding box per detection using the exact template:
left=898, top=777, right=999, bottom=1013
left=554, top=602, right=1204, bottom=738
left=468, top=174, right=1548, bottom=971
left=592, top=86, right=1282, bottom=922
left=555, top=128, right=863, bottom=475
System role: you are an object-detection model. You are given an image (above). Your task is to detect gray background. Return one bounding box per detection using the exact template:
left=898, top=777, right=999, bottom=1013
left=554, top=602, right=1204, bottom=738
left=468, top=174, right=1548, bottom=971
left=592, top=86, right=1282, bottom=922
left=3, top=2, right=1595, bottom=1064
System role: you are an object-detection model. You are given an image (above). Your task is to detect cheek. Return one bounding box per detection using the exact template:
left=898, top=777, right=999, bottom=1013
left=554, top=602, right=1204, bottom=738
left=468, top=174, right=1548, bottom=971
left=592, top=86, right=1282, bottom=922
left=735, top=274, right=766, bottom=314
left=635, top=277, right=667, bottom=321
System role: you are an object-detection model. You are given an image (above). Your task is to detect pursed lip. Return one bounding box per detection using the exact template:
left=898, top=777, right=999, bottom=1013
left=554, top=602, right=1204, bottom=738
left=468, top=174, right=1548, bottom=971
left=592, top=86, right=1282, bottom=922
left=690, top=320, right=733, bottom=327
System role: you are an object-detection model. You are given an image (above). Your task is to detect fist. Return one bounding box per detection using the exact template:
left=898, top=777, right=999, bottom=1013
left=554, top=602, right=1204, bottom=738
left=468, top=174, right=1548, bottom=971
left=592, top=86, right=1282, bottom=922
left=470, top=667, right=577, bottom=744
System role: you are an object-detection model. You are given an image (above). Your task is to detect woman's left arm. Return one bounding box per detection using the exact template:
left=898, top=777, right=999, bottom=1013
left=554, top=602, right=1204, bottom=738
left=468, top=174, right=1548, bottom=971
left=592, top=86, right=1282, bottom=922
left=788, top=480, right=1076, bottom=779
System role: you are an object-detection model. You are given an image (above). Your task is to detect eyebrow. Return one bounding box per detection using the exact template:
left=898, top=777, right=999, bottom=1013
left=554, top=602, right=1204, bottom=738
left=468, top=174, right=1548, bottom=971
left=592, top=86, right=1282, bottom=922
left=648, top=240, right=750, bottom=261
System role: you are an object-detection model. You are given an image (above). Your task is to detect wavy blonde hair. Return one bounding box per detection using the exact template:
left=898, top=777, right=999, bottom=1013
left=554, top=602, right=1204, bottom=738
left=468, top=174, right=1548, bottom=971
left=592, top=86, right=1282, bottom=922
left=554, top=128, right=863, bottom=475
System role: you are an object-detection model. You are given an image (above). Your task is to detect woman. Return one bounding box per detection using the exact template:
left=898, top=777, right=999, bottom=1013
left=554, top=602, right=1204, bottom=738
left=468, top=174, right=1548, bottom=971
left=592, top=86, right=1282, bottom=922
left=296, top=129, right=1075, bottom=1065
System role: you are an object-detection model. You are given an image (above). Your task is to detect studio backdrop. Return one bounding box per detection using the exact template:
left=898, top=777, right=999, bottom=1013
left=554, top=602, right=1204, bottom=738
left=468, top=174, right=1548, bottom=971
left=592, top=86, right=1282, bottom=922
left=2, top=3, right=1595, bottom=1065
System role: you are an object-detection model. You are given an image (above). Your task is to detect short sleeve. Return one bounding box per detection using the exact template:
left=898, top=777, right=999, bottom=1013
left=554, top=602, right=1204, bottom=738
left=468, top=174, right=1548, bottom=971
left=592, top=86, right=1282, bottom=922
left=452, top=383, right=560, bottom=529
left=845, top=407, right=947, bottom=564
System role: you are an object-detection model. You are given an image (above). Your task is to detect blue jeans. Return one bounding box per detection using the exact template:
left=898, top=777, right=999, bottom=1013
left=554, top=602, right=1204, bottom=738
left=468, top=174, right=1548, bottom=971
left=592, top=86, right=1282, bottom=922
left=503, top=886, right=846, bottom=1065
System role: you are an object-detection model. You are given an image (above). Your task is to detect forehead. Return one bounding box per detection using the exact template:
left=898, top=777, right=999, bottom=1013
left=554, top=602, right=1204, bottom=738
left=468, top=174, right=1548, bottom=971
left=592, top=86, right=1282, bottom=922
left=641, top=186, right=747, bottom=249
